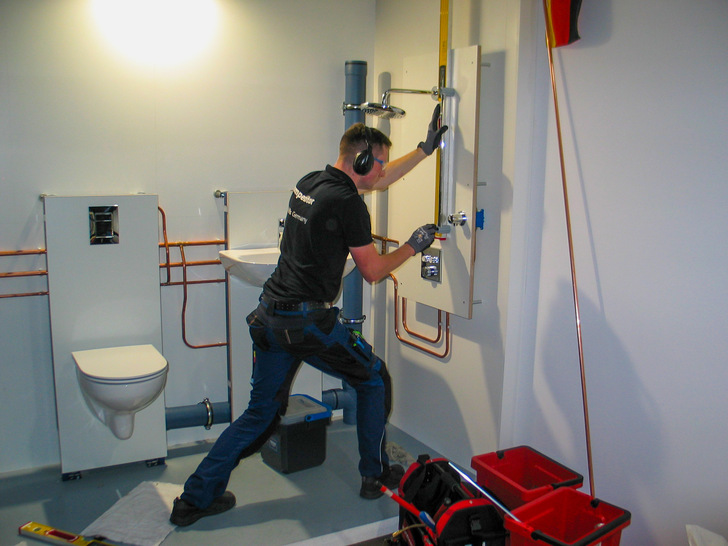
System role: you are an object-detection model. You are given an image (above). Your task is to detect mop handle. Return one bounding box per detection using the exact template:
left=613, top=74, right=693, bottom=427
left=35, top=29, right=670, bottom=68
left=447, top=462, right=522, bottom=523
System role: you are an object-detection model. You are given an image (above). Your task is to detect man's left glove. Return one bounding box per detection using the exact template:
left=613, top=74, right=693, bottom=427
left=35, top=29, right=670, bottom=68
left=418, top=104, right=449, bottom=156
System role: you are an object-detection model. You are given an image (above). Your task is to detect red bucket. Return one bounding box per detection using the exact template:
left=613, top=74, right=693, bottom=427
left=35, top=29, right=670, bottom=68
left=504, top=487, right=631, bottom=546
left=471, top=446, right=583, bottom=509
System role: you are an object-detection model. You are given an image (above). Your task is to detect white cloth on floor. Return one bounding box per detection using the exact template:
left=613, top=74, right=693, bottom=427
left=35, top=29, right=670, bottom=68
left=687, top=525, right=728, bottom=546
left=82, top=481, right=182, bottom=546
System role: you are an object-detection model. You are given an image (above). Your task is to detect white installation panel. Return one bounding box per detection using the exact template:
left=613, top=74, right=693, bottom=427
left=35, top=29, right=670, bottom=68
left=388, top=45, right=481, bottom=319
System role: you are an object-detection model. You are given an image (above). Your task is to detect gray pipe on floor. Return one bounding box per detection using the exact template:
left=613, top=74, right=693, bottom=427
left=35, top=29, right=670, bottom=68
left=322, top=381, right=357, bottom=425
left=165, top=399, right=231, bottom=431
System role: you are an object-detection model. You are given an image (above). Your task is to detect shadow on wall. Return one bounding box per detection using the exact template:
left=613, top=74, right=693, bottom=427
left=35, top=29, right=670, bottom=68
left=574, top=0, right=613, bottom=49
left=389, top=343, right=474, bottom=460
left=479, top=52, right=506, bottom=205
left=532, top=280, right=663, bottom=544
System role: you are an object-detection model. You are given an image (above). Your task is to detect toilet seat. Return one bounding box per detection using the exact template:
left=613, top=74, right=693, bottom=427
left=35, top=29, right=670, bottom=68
left=79, top=367, right=168, bottom=385
left=73, top=344, right=168, bottom=381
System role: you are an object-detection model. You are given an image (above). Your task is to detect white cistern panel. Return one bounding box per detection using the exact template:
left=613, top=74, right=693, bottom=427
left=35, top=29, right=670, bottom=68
left=44, top=194, right=167, bottom=475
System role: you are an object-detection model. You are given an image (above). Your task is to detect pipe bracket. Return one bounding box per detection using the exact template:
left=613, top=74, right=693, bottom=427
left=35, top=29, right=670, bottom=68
left=339, top=315, right=366, bottom=326
left=200, top=397, right=214, bottom=429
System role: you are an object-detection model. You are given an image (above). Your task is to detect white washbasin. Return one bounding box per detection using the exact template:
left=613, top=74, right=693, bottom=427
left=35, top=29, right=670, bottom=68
left=219, top=247, right=356, bottom=287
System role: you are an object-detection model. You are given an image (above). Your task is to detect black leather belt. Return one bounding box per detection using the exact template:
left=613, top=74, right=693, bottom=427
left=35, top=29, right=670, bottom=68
left=261, top=294, right=332, bottom=312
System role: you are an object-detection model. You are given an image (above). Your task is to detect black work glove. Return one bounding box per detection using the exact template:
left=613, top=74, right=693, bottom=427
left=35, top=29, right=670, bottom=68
left=406, top=224, right=438, bottom=254
left=417, top=104, right=449, bottom=156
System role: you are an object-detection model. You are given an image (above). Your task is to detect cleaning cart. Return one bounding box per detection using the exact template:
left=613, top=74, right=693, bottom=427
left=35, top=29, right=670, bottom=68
left=470, top=446, right=631, bottom=546
left=384, top=448, right=630, bottom=546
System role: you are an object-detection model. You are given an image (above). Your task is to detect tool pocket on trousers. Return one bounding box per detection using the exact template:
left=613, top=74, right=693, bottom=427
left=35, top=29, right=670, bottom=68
left=348, top=331, right=375, bottom=367
left=273, top=327, right=305, bottom=347
left=247, top=310, right=270, bottom=351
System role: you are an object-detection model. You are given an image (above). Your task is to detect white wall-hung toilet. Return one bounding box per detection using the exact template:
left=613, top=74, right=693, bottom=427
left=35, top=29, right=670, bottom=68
left=45, top=195, right=167, bottom=475
left=72, top=345, right=169, bottom=440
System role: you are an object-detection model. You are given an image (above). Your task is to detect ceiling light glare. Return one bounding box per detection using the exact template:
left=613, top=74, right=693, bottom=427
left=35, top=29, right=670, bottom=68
left=91, top=0, right=219, bottom=69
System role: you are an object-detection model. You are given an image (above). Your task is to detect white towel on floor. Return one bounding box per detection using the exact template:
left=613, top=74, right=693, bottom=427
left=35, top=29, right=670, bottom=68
left=687, top=525, right=728, bottom=546
left=82, top=481, right=182, bottom=546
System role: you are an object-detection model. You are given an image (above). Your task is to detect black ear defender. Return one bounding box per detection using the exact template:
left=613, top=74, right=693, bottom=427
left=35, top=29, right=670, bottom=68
left=353, top=127, right=374, bottom=175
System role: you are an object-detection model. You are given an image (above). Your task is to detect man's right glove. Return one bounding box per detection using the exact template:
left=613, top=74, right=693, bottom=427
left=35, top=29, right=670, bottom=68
left=418, top=104, right=449, bottom=156
left=406, top=224, right=438, bottom=254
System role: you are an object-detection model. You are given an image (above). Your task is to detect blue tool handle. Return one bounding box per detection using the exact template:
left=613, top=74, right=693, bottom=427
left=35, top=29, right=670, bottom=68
left=419, top=511, right=436, bottom=531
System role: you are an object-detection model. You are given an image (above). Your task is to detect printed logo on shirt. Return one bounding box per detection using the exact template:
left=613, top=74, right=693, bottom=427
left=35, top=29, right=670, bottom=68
left=293, top=187, right=315, bottom=205
left=288, top=207, right=308, bottom=224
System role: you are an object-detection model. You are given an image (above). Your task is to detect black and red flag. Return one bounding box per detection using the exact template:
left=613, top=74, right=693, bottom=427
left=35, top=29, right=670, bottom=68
left=546, top=0, right=583, bottom=47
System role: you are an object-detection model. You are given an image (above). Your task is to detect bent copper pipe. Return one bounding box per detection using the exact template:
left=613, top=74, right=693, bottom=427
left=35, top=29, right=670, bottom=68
left=402, top=296, right=443, bottom=344
left=389, top=273, right=450, bottom=359
left=179, top=245, right=227, bottom=350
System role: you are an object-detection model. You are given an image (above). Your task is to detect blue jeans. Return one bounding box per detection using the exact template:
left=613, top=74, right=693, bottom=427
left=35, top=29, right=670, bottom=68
left=180, top=301, right=392, bottom=509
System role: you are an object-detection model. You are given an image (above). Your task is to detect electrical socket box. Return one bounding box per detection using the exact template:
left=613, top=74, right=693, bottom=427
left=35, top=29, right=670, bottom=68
left=421, top=249, right=441, bottom=282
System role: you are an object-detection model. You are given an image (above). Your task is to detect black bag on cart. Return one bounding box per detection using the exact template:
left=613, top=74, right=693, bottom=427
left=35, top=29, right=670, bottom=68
left=392, top=455, right=506, bottom=546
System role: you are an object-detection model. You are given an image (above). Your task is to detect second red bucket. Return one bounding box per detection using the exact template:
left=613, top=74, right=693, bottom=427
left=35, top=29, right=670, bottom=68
left=504, top=487, right=631, bottom=546
left=471, top=445, right=584, bottom=509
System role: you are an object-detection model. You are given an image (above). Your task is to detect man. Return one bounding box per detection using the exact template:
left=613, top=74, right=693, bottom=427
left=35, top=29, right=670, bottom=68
left=171, top=106, right=447, bottom=527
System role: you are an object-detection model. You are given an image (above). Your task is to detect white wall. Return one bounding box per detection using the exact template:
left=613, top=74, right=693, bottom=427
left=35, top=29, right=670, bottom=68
left=0, top=0, right=375, bottom=472
left=511, top=0, right=728, bottom=544
left=375, top=0, right=728, bottom=545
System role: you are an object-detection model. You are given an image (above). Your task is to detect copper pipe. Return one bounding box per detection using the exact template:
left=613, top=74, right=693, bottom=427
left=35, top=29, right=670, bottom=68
left=159, top=258, right=223, bottom=287
left=402, top=297, right=443, bottom=343
left=160, top=259, right=221, bottom=269
left=157, top=235, right=225, bottom=282
left=0, top=271, right=47, bottom=279
left=157, top=205, right=227, bottom=349
left=372, top=234, right=399, bottom=255
left=0, top=249, right=46, bottom=257
left=542, top=0, right=595, bottom=497
left=389, top=273, right=450, bottom=358
left=164, top=279, right=225, bottom=287
left=158, top=206, right=172, bottom=284
left=160, top=240, right=225, bottom=247
left=0, top=249, right=49, bottom=298
left=358, top=234, right=445, bottom=351
left=371, top=234, right=398, bottom=244
left=179, top=245, right=227, bottom=350
left=0, top=291, right=48, bottom=299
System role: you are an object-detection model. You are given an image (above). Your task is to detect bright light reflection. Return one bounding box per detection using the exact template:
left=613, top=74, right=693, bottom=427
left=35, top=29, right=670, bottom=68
left=91, top=0, right=219, bottom=68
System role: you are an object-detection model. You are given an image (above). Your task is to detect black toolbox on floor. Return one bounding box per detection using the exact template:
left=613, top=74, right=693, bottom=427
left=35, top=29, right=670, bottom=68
left=261, top=394, right=332, bottom=474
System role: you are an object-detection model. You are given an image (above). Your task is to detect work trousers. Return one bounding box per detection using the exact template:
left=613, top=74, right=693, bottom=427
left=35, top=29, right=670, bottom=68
left=180, top=301, right=392, bottom=509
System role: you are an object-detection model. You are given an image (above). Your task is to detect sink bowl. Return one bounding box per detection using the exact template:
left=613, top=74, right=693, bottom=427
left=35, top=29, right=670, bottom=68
left=219, top=247, right=356, bottom=287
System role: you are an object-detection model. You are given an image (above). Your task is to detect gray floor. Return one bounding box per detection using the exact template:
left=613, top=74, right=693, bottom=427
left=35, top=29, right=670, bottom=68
left=1, top=420, right=442, bottom=546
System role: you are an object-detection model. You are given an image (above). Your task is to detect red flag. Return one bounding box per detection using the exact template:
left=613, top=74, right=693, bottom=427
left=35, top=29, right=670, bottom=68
left=546, top=0, right=583, bottom=47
